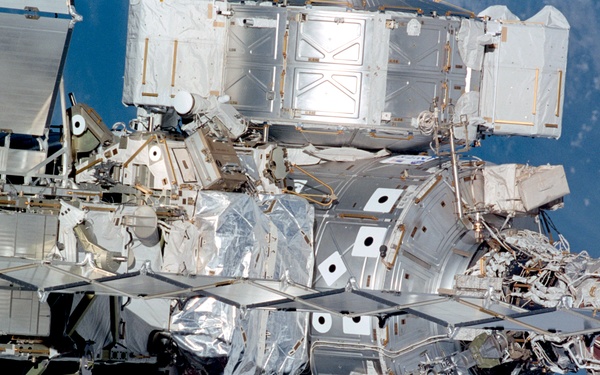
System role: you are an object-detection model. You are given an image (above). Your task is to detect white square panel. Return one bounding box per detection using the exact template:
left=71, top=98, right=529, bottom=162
left=312, top=313, right=332, bottom=333
left=317, top=251, right=347, bottom=286
left=364, top=188, right=403, bottom=213
left=351, top=227, right=388, bottom=258
left=342, top=316, right=371, bottom=335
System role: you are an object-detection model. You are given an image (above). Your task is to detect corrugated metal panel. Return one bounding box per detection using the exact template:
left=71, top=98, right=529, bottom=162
left=15, top=214, right=45, bottom=258
left=0, top=148, right=47, bottom=175
left=0, top=290, right=50, bottom=336
left=0, top=10, right=70, bottom=135
left=0, top=0, right=70, bottom=15
left=0, top=213, right=57, bottom=259
left=0, top=213, right=17, bottom=257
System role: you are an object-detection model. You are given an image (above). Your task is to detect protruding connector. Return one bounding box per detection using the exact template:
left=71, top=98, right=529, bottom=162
left=345, top=277, right=358, bottom=292
left=173, top=91, right=211, bottom=118
left=68, top=1, right=83, bottom=27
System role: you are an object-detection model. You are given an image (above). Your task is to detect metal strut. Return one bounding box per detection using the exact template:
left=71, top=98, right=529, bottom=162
left=449, top=126, right=463, bottom=219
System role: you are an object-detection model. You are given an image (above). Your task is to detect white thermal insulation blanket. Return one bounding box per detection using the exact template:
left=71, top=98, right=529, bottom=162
left=483, top=164, right=569, bottom=213
left=479, top=6, right=569, bottom=139
left=123, top=0, right=227, bottom=107
left=456, top=19, right=485, bottom=71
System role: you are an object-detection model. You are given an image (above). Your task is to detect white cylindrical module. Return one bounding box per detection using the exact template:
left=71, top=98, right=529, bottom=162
left=290, top=157, right=483, bottom=375
left=173, top=91, right=211, bottom=117
left=132, top=205, right=160, bottom=247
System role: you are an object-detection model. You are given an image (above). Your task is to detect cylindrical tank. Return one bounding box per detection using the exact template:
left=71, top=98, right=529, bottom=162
left=173, top=91, right=211, bottom=118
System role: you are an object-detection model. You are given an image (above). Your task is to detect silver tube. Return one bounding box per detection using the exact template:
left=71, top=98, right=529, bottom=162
left=449, top=126, right=463, bottom=218
left=60, top=78, right=72, bottom=187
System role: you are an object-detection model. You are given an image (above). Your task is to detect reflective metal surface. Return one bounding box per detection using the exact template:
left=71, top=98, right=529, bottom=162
left=0, top=1, right=584, bottom=374
left=0, top=8, right=71, bottom=135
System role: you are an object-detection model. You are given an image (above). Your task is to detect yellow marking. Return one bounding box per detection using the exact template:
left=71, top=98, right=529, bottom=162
left=495, top=120, right=534, bottom=126
left=142, top=38, right=149, bottom=85
left=414, top=175, right=442, bottom=204
left=160, top=139, right=179, bottom=186
left=306, top=0, right=353, bottom=7
left=369, top=133, right=414, bottom=141
left=282, top=30, right=288, bottom=59
left=378, top=5, right=422, bottom=14
left=171, top=40, right=178, bottom=87
left=501, top=26, right=508, bottom=42
left=280, top=70, right=286, bottom=97
left=76, top=158, right=102, bottom=175
left=295, top=127, right=343, bottom=136
left=443, top=42, right=451, bottom=73
left=556, top=70, right=563, bottom=116
left=124, top=135, right=158, bottom=168
left=382, top=224, right=405, bottom=270
left=338, top=213, right=378, bottom=221
left=134, top=183, right=153, bottom=196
